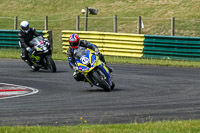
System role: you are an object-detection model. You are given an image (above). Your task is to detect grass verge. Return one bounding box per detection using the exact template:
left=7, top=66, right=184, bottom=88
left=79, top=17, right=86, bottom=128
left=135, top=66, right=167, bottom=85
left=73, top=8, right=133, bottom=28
left=1, top=48, right=200, bottom=68
left=0, top=120, right=200, bottom=133
left=105, top=56, right=200, bottom=68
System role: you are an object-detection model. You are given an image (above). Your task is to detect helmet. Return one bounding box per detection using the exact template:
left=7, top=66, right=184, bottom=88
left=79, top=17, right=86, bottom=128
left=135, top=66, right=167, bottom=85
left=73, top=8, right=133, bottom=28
left=69, top=34, right=80, bottom=49
left=20, top=21, right=30, bottom=33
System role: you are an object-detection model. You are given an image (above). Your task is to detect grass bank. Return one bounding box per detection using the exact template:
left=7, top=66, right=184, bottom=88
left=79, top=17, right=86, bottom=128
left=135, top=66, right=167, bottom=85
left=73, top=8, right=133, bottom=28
left=0, top=120, right=200, bottom=133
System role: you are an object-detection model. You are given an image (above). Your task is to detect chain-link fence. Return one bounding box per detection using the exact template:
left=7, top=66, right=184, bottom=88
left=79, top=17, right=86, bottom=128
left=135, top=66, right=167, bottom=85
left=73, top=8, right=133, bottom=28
left=1, top=16, right=200, bottom=36
left=1, top=16, right=200, bottom=58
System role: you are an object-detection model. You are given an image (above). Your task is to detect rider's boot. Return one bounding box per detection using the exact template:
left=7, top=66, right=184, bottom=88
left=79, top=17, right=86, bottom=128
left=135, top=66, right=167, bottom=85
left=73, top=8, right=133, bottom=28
left=31, top=65, right=35, bottom=70
left=22, top=54, right=33, bottom=67
left=27, top=59, right=34, bottom=68
left=90, top=83, right=93, bottom=87
left=23, top=59, right=32, bottom=66
left=83, top=77, right=93, bottom=87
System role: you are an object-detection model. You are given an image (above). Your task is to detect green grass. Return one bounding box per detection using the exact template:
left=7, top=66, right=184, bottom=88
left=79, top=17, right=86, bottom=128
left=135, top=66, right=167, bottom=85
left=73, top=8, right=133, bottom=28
left=105, top=56, right=200, bottom=68
left=1, top=48, right=200, bottom=68
left=1, top=120, right=200, bottom=133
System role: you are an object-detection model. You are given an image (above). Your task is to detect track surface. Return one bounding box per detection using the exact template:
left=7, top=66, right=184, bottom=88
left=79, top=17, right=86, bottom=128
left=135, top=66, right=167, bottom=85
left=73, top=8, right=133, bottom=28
left=0, top=59, right=200, bottom=126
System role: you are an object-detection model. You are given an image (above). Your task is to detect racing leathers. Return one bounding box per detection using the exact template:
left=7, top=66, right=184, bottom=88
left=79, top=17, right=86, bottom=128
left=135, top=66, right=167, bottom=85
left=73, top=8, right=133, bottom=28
left=67, top=40, right=108, bottom=81
left=18, top=28, right=41, bottom=65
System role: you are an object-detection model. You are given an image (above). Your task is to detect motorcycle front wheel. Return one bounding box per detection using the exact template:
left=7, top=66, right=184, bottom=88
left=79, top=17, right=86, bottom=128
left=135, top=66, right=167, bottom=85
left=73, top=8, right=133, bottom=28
left=92, top=70, right=111, bottom=92
left=44, top=55, right=56, bottom=72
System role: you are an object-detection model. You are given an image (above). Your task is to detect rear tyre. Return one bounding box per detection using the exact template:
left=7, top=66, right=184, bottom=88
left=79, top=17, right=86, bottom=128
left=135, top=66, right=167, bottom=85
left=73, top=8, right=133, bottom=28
left=45, top=55, right=56, bottom=72
left=92, top=71, right=111, bottom=92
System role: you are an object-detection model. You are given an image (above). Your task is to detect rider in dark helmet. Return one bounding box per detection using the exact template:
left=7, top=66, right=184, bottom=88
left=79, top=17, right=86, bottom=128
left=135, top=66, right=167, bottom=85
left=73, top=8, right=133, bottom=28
left=18, top=21, right=42, bottom=68
left=67, top=33, right=113, bottom=82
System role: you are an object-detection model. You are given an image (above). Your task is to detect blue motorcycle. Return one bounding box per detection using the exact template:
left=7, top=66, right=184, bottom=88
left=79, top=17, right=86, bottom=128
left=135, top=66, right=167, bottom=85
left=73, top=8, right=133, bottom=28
left=74, top=46, right=115, bottom=91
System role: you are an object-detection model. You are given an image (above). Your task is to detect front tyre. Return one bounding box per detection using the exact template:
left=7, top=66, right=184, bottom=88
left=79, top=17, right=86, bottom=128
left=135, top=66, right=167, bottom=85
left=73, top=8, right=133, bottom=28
left=92, top=71, right=111, bottom=92
left=111, top=81, right=115, bottom=90
left=45, top=55, right=56, bottom=72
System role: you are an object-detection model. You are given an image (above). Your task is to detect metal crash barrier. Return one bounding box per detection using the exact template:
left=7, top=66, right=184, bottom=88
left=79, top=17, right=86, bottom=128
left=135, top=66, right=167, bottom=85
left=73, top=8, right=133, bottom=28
left=62, top=30, right=145, bottom=58
left=62, top=30, right=200, bottom=61
left=0, top=30, right=53, bottom=49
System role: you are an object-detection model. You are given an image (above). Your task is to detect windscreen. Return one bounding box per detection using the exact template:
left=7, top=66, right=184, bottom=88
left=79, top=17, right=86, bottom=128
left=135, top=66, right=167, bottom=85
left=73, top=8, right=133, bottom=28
left=29, top=36, right=43, bottom=46
left=74, top=46, right=88, bottom=60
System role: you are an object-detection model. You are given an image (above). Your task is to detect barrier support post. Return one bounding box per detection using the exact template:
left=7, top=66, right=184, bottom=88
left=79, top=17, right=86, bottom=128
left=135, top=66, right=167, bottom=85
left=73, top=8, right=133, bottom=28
left=171, top=17, right=175, bottom=36
left=113, top=15, right=117, bottom=33
left=76, top=15, right=80, bottom=31
left=84, top=7, right=88, bottom=31
left=137, top=16, right=141, bottom=34
left=14, top=16, right=18, bottom=30
left=45, top=16, right=48, bottom=30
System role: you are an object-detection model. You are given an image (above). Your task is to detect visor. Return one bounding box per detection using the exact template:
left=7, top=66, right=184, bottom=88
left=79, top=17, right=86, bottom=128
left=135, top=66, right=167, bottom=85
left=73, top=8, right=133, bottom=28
left=71, top=45, right=78, bottom=49
left=22, top=26, right=29, bottom=31
left=70, top=41, right=79, bottom=49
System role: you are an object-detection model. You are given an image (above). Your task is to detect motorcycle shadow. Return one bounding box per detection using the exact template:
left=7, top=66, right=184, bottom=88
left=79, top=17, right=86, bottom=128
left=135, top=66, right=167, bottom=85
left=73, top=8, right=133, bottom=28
left=85, top=88, right=122, bottom=92
left=28, top=69, right=69, bottom=73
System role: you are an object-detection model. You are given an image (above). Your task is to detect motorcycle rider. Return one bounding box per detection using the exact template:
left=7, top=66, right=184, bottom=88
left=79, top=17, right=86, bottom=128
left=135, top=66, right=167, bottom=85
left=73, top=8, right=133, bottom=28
left=18, top=21, right=42, bottom=68
left=67, top=33, right=113, bottom=82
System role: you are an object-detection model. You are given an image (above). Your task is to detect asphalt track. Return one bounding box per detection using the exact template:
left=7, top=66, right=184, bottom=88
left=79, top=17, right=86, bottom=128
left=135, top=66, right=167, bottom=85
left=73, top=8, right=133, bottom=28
left=0, top=58, right=200, bottom=126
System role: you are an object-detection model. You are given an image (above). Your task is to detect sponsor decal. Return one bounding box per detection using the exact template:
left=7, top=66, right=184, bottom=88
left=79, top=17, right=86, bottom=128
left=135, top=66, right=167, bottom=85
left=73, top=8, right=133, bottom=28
left=0, top=83, right=38, bottom=100
left=79, top=66, right=82, bottom=70
left=78, top=66, right=89, bottom=72
left=70, top=38, right=76, bottom=42
left=91, top=59, right=96, bottom=66
left=82, top=67, right=89, bottom=71
left=80, top=56, right=89, bottom=65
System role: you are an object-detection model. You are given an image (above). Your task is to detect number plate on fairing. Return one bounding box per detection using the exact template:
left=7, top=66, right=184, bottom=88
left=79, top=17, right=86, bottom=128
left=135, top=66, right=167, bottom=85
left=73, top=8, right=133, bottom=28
left=80, top=56, right=89, bottom=65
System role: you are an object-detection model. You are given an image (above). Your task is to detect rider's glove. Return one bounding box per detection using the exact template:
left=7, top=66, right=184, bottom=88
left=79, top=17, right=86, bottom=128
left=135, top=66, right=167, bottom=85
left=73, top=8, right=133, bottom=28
left=95, top=50, right=100, bottom=55
left=44, top=38, right=50, bottom=45
left=26, top=47, right=33, bottom=53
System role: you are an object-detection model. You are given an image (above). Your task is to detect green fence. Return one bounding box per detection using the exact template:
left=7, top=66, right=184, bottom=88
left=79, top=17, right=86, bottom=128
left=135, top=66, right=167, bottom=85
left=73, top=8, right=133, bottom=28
left=0, top=30, right=53, bottom=48
left=143, top=35, right=200, bottom=61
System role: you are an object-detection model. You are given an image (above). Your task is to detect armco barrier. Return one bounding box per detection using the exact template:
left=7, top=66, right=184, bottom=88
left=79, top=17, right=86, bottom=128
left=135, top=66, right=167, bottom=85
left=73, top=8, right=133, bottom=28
left=143, top=35, right=200, bottom=61
left=0, top=30, right=53, bottom=49
left=62, top=30, right=145, bottom=58
left=62, top=30, right=200, bottom=61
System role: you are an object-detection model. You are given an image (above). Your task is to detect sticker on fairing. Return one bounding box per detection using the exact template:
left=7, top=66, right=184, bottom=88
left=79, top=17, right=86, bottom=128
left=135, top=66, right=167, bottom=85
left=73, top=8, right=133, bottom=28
left=80, top=56, right=89, bottom=65
left=78, top=66, right=89, bottom=71
left=91, top=55, right=96, bottom=67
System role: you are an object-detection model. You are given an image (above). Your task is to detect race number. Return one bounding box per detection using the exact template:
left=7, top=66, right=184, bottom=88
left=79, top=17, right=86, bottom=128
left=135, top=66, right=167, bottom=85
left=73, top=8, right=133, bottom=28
left=80, top=56, right=89, bottom=65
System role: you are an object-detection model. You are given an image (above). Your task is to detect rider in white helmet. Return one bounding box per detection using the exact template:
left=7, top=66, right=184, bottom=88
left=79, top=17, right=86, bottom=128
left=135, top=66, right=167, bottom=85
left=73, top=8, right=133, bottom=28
left=18, top=21, right=42, bottom=67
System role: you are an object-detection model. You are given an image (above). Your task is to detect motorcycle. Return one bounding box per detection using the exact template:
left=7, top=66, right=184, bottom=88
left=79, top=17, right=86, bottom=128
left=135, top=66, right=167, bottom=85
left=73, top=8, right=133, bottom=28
left=25, top=36, right=56, bottom=72
left=74, top=46, right=115, bottom=91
